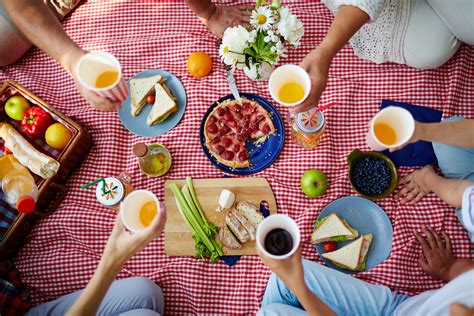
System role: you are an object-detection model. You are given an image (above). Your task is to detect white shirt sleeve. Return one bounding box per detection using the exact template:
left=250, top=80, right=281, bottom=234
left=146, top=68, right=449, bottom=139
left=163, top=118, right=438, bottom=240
left=322, top=0, right=386, bottom=22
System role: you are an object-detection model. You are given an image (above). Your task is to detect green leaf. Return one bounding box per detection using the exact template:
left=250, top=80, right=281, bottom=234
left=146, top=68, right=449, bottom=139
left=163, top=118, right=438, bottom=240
left=329, top=236, right=348, bottom=242
left=245, top=47, right=256, bottom=58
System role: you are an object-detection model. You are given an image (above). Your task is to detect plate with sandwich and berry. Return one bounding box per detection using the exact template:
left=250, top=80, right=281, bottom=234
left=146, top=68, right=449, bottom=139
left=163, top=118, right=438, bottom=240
left=119, top=70, right=186, bottom=138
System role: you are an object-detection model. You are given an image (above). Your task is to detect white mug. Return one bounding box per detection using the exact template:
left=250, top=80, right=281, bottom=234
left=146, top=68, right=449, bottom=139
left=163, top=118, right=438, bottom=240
left=76, top=51, right=128, bottom=102
left=268, top=64, right=311, bottom=107
left=366, top=106, right=415, bottom=151
left=256, top=214, right=301, bottom=260
left=120, top=190, right=160, bottom=233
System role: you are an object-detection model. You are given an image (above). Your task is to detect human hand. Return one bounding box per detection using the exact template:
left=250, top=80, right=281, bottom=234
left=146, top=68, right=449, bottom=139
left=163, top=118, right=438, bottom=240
left=206, top=5, right=253, bottom=38
left=415, top=225, right=455, bottom=282
left=388, top=121, right=423, bottom=152
left=397, top=165, right=434, bottom=204
left=63, top=48, right=121, bottom=112
left=103, top=204, right=167, bottom=265
left=450, top=303, right=474, bottom=316
left=257, top=246, right=306, bottom=290
left=291, top=50, right=330, bottom=114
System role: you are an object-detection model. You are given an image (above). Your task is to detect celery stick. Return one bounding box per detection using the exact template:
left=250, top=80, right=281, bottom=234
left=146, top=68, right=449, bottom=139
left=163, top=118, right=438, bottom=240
left=170, top=184, right=216, bottom=252
left=186, top=177, right=207, bottom=223
left=182, top=184, right=205, bottom=227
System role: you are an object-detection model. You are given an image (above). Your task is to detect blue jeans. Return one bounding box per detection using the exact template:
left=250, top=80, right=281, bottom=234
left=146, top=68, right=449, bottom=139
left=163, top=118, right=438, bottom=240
left=258, top=260, right=408, bottom=316
left=433, top=116, right=474, bottom=239
left=26, top=277, right=164, bottom=316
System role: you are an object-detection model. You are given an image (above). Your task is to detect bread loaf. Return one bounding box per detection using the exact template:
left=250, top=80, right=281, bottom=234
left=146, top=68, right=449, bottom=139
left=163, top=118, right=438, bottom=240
left=0, top=123, right=60, bottom=179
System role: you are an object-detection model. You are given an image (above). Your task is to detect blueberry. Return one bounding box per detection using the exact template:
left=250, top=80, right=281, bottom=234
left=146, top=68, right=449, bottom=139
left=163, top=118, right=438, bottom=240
left=352, top=156, right=391, bottom=195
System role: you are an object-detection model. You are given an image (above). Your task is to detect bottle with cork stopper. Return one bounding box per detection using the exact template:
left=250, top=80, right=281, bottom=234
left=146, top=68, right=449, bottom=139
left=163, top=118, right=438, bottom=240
left=133, top=143, right=172, bottom=177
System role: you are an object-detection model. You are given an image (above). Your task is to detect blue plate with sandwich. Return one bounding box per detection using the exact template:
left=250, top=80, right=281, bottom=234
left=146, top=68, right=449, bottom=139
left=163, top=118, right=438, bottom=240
left=119, top=70, right=186, bottom=138
left=312, top=196, right=393, bottom=274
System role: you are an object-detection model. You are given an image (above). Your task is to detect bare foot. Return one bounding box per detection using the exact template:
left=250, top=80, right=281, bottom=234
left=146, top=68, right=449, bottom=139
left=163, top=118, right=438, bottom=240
left=397, top=165, right=435, bottom=204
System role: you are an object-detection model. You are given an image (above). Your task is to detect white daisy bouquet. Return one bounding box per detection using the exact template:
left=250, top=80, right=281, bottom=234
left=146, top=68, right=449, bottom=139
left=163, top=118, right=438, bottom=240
left=219, top=0, right=304, bottom=80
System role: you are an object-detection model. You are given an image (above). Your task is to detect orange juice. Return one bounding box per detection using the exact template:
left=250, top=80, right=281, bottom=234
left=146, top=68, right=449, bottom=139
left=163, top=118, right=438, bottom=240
left=374, top=123, right=397, bottom=145
left=278, top=82, right=305, bottom=104
left=139, top=201, right=158, bottom=227
left=95, top=70, right=118, bottom=88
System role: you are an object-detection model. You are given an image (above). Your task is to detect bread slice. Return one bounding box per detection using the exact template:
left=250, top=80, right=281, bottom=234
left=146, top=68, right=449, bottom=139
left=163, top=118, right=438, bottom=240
left=321, top=234, right=373, bottom=271
left=236, top=201, right=264, bottom=228
left=146, top=82, right=178, bottom=126
left=218, top=224, right=241, bottom=249
left=129, top=74, right=162, bottom=116
left=231, top=208, right=256, bottom=240
left=311, top=213, right=359, bottom=244
left=225, top=212, right=250, bottom=243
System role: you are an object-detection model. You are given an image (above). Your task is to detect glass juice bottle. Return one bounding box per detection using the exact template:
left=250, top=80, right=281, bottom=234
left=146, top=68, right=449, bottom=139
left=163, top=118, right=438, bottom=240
left=133, top=143, right=172, bottom=177
left=290, top=108, right=326, bottom=150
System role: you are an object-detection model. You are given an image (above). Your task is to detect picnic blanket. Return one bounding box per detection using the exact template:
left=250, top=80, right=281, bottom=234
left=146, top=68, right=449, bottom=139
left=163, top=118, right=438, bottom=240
left=1, top=1, right=473, bottom=314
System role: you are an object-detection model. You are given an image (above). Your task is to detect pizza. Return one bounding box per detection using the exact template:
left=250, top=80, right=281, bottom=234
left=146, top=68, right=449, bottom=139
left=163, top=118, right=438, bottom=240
left=204, top=98, right=276, bottom=168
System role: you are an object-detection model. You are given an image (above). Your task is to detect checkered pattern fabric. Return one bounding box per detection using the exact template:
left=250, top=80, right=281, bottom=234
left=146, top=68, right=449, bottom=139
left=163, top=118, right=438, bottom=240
left=0, top=1, right=473, bottom=314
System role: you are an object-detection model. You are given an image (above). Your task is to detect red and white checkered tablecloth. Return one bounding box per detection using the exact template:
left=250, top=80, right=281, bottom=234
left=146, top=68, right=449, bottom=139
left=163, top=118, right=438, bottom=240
left=1, top=0, right=473, bottom=314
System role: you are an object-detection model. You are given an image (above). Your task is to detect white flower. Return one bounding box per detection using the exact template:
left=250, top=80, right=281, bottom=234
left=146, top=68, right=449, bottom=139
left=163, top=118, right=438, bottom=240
left=271, top=46, right=277, bottom=53
left=277, top=7, right=304, bottom=46
left=275, top=41, right=287, bottom=57
left=244, top=62, right=259, bottom=80
left=248, top=30, right=258, bottom=43
left=264, top=36, right=271, bottom=43
left=250, top=6, right=275, bottom=32
left=271, top=35, right=279, bottom=42
left=220, top=26, right=250, bottom=66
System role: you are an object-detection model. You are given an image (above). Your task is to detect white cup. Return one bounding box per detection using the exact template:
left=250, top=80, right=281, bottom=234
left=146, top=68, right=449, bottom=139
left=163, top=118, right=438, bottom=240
left=256, top=214, right=301, bottom=260
left=366, top=106, right=415, bottom=151
left=76, top=51, right=128, bottom=102
left=268, top=64, right=311, bottom=107
left=120, top=190, right=160, bottom=233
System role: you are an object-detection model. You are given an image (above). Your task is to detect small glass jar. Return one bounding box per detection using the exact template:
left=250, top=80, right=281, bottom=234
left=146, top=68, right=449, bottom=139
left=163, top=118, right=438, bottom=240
left=95, top=173, right=133, bottom=209
left=133, top=143, right=172, bottom=177
left=290, top=108, right=326, bottom=150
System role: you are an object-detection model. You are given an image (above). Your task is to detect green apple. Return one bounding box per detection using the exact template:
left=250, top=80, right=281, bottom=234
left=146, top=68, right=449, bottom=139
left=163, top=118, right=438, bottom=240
left=301, top=169, right=328, bottom=197
left=4, top=96, right=30, bottom=120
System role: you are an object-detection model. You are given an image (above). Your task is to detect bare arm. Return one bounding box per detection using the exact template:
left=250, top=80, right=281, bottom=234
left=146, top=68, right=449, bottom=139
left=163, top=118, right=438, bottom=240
left=1, top=0, right=119, bottom=111
left=295, top=5, right=369, bottom=113
left=67, top=208, right=167, bottom=315
left=416, top=120, right=474, bottom=148
left=185, top=0, right=251, bottom=38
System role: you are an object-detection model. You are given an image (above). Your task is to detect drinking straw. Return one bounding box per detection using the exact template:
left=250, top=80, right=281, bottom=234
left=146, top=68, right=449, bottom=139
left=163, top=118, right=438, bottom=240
left=307, top=103, right=337, bottom=123
left=81, top=178, right=109, bottom=194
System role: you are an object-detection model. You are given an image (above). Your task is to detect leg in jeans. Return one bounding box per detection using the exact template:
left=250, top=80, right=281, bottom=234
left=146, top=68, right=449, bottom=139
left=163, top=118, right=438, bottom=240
left=26, top=277, right=165, bottom=316
left=403, top=0, right=460, bottom=69
left=258, top=259, right=408, bottom=316
left=432, top=117, right=474, bottom=181
left=427, top=0, right=474, bottom=45
left=0, top=3, right=32, bottom=66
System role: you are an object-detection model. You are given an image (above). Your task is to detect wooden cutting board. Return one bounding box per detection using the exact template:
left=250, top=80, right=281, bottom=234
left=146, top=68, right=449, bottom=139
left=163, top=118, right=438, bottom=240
left=164, top=178, right=276, bottom=256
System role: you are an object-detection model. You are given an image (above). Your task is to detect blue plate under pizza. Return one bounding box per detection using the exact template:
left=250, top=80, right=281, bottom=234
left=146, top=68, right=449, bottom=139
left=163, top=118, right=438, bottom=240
left=200, top=93, right=284, bottom=175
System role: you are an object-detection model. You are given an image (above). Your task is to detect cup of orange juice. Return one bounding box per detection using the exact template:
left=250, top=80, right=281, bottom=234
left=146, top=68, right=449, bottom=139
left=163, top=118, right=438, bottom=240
left=76, top=51, right=128, bottom=103
left=268, top=64, right=311, bottom=107
left=366, top=106, right=415, bottom=151
left=120, top=190, right=159, bottom=232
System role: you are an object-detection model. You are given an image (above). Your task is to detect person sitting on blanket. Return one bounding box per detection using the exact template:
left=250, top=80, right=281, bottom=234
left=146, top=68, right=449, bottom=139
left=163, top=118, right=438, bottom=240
left=258, top=226, right=474, bottom=316
left=287, top=0, right=474, bottom=114
left=22, top=206, right=167, bottom=316
left=0, top=0, right=251, bottom=111
left=393, top=117, right=474, bottom=241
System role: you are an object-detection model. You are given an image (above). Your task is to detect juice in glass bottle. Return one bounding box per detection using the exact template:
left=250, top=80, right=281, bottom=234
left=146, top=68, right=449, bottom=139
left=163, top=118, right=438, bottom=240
left=133, top=143, right=172, bottom=177
left=291, top=108, right=326, bottom=150
left=95, top=173, right=133, bottom=209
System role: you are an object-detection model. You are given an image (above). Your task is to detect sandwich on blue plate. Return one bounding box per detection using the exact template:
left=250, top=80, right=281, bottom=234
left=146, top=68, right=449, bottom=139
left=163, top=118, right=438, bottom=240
left=321, top=234, right=373, bottom=271
left=311, top=213, right=359, bottom=243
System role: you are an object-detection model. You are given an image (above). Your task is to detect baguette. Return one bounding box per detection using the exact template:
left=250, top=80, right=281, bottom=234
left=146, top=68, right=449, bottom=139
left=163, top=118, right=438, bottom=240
left=225, top=212, right=250, bottom=243
left=231, top=208, right=256, bottom=240
left=236, top=201, right=264, bottom=228
left=0, top=123, right=60, bottom=178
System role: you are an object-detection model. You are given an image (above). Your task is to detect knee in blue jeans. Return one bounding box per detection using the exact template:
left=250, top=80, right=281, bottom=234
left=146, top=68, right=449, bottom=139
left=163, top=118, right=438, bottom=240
left=125, top=277, right=164, bottom=312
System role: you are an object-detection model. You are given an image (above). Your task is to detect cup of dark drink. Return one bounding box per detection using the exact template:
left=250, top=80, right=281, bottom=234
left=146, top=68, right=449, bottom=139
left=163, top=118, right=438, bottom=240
left=256, top=214, right=301, bottom=260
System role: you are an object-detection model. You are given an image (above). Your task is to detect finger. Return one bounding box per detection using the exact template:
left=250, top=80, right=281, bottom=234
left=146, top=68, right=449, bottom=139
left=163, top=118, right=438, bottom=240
left=396, top=185, right=412, bottom=198
left=418, top=254, right=429, bottom=271
left=398, top=175, right=412, bottom=185
left=389, top=145, right=403, bottom=152
left=415, top=231, right=431, bottom=254
left=426, top=226, right=444, bottom=249
left=408, top=191, right=426, bottom=204
left=442, top=232, right=452, bottom=252
left=423, top=226, right=438, bottom=250
left=238, top=5, right=255, bottom=12
left=400, top=189, right=421, bottom=204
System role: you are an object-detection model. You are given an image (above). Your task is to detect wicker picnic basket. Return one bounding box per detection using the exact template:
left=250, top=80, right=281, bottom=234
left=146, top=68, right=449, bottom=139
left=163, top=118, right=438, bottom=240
left=0, top=80, right=92, bottom=258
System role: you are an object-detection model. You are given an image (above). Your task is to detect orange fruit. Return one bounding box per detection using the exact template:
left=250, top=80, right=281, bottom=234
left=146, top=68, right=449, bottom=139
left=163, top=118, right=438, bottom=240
left=45, top=123, right=72, bottom=150
left=187, top=51, right=212, bottom=78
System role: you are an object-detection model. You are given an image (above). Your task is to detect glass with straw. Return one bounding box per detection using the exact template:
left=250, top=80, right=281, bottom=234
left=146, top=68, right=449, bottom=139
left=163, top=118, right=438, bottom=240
left=81, top=173, right=133, bottom=209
